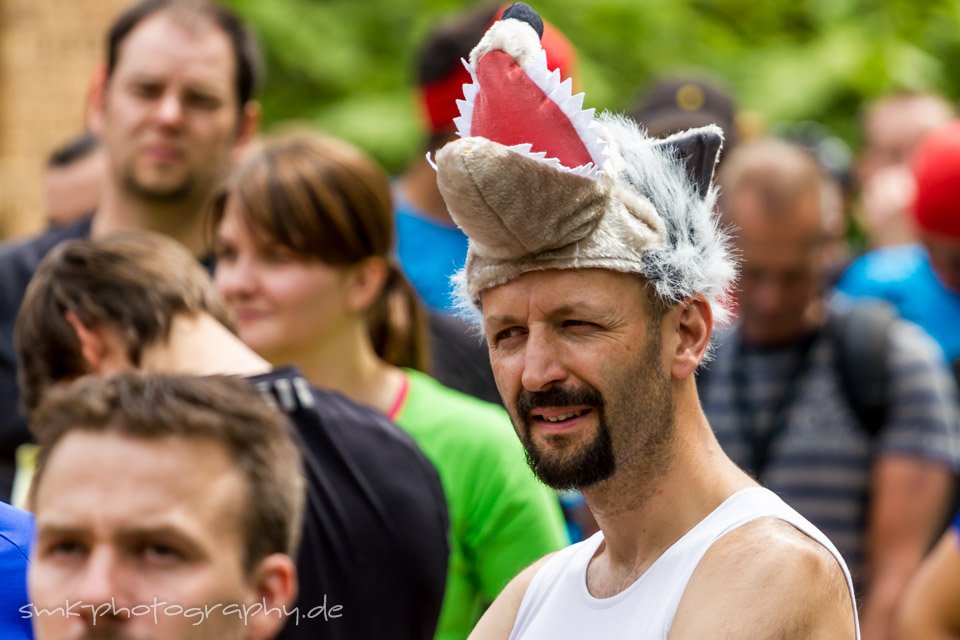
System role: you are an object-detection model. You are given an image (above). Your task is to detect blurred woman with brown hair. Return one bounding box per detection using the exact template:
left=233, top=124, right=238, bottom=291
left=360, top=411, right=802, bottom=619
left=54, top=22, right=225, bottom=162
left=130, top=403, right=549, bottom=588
left=210, top=131, right=567, bottom=640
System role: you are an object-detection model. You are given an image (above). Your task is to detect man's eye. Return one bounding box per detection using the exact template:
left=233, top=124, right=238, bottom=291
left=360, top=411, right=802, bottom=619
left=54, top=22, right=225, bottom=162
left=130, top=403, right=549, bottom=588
left=562, top=320, right=597, bottom=329
left=493, top=327, right=526, bottom=344
left=139, top=542, right=184, bottom=563
left=130, top=83, right=163, bottom=99
left=186, top=92, right=221, bottom=110
left=43, top=539, right=87, bottom=558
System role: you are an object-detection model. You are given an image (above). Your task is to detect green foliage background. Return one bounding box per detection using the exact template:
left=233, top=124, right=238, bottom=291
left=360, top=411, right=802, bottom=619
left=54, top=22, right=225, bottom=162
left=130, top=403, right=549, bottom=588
left=224, top=0, right=960, bottom=173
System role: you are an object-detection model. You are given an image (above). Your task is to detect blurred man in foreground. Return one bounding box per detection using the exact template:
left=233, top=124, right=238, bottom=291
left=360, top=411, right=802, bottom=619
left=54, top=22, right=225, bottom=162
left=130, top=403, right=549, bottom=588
left=27, top=373, right=303, bottom=639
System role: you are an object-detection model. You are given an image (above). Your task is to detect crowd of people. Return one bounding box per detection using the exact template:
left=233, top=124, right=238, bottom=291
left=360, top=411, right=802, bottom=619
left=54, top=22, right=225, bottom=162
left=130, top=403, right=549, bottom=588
left=0, top=0, right=958, bottom=639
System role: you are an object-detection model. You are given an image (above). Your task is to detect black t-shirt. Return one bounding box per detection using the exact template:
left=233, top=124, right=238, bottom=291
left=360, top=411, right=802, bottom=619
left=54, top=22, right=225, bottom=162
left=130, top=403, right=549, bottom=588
left=0, top=218, right=93, bottom=499
left=248, top=368, right=449, bottom=640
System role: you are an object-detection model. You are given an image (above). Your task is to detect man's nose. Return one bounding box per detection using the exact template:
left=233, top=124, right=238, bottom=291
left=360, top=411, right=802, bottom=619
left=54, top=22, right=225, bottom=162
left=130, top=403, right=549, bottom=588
left=153, top=91, right=184, bottom=128
left=73, top=548, right=123, bottom=614
left=520, top=330, right=568, bottom=392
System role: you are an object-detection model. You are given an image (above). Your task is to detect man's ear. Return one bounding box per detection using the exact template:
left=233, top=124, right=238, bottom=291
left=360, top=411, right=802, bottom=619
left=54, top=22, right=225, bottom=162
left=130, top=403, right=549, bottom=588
left=345, top=256, right=388, bottom=314
left=64, top=312, right=131, bottom=375
left=245, top=553, right=298, bottom=640
left=232, top=101, right=261, bottom=163
left=668, top=295, right=713, bottom=379
left=86, top=64, right=107, bottom=136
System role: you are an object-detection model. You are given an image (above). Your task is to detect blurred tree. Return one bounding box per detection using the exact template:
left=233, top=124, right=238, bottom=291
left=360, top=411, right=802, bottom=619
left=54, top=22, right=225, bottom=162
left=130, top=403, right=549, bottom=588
left=224, top=0, right=960, bottom=173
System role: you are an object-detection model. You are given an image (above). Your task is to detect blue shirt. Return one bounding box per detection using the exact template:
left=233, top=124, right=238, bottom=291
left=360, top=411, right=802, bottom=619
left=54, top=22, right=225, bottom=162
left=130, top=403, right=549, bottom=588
left=394, top=190, right=469, bottom=314
left=0, top=501, right=33, bottom=639
left=836, top=244, right=960, bottom=363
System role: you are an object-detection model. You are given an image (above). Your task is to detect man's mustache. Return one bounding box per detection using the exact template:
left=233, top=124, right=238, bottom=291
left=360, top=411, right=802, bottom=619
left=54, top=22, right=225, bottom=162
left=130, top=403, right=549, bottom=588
left=517, top=384, right=603, bottom=417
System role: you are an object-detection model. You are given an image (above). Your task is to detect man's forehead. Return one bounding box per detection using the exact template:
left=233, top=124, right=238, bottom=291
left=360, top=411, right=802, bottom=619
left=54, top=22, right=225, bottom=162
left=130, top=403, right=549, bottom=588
left=113, top=11, right=236, bottom=93
left=481, top=269, right=645, bottom=316
left=35, top=430, right=243, bottom=511
left=33, top=433, right=248, bottom=558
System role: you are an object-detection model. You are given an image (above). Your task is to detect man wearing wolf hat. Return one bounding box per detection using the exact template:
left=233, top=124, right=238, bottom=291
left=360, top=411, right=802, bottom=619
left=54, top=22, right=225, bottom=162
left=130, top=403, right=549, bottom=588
left=435, top=4, right=860, bottom=638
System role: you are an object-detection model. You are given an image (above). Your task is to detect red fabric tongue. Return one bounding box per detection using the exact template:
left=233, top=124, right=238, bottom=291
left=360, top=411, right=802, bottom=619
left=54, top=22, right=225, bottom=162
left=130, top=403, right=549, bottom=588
left=471, top=50, right=593, bottom=169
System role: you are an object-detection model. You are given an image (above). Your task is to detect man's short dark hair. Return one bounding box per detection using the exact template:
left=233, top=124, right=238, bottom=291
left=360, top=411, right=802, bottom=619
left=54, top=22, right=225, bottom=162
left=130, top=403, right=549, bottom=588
left=31, top=372, right=305, bottom=569
left=15, top=232, right=234, bottom=420
left=46, top=132, right=100, bottom=169
left=106, top=0, right=262, bottom=110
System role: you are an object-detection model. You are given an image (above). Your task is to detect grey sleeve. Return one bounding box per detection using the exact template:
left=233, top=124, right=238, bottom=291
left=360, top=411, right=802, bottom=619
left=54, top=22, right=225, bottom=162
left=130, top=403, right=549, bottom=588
left=878, top=319, right=960, bottom=468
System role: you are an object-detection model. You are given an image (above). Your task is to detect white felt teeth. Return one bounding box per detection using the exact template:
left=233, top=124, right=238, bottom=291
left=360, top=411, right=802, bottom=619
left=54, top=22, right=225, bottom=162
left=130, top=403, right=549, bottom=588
left=453, top=59, right=479, bottom=139
left=452, top=18, right=608, bottom=181
left=504, top=143, right=600, bottom=179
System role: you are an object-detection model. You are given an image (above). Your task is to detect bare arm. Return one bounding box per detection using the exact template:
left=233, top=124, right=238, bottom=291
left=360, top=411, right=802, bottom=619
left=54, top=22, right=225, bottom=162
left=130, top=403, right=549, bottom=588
left=860, top=456, right=953, bottom=640
left=468, top=554, right=554, bottom=640
left=669, top=519, right=856, bottom=640
left=895, top=526, right=960, bottom=640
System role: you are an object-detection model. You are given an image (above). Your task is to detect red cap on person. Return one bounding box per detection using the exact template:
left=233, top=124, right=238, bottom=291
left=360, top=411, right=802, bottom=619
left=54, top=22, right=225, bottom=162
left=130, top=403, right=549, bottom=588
left=913, top=120, right=960, bottom=239
left=419, top=4, right=576, bottom=136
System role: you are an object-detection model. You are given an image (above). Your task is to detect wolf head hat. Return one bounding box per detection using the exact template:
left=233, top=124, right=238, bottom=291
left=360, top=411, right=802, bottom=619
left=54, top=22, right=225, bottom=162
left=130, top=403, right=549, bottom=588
left=436, top=3, right=736, bottom=326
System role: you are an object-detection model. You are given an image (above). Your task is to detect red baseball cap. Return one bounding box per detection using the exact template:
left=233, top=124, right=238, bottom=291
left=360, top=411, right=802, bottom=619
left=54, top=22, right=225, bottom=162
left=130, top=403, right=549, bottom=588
left=912, top=120, right=960, bottom=239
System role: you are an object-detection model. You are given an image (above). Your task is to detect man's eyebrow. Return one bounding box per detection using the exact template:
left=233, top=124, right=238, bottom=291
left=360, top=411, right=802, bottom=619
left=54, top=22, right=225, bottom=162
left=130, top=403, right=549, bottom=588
left=485, top=303, right=601, bottom=327
left=36, top=522, right=201, bottom=547
left=35, top=523, right=87, bottom=539
left=116, top=525, right=201, bottom=546
left=123, top=73, right=225, bottom=96
left=546, top=304, right=594, bottom=317
left=484, top=314, right=522, bottom=328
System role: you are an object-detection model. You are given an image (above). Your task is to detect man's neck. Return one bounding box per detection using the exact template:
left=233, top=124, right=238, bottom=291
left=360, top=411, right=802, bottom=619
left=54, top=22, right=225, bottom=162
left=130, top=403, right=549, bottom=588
left=140, top=313, right=272, bottom=377
left=91, top=184, right=209, bottom=256
left=581, top=394, right=754, bottom=598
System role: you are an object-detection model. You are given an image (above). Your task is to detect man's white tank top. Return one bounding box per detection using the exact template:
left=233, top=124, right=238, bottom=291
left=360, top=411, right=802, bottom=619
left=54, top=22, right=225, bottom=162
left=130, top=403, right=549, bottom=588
left=510, top=487, right=860, bottom=640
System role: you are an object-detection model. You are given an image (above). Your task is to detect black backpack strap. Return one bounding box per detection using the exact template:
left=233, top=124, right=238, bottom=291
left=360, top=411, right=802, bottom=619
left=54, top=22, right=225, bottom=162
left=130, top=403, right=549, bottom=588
left=823, top=301, right=896, bottom=438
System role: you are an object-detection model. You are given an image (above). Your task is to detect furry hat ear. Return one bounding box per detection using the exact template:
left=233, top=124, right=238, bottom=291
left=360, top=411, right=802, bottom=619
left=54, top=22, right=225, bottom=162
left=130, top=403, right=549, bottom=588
left=653, top=127, right=723, bottom=199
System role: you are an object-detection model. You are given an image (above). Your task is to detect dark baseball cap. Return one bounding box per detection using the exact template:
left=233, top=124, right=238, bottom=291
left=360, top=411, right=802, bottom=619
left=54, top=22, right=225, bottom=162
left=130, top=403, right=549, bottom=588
left=630, top=77, right=737, bottom=147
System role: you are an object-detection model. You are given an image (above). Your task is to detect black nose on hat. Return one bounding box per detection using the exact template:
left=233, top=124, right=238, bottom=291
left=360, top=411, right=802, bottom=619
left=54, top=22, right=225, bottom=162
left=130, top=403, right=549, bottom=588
left=501, top=3, right=544, bottom=39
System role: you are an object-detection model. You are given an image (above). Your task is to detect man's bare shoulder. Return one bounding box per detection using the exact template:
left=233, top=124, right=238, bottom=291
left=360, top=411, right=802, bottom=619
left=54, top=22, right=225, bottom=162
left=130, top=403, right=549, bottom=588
left=468, top=553, right=557, bottom=640
left=669, top=518, right=857, bottom=640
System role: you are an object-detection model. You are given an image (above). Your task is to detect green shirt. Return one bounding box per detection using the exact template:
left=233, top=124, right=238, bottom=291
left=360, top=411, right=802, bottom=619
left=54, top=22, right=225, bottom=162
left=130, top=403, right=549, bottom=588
left=395, top=369, right=568, bottom=640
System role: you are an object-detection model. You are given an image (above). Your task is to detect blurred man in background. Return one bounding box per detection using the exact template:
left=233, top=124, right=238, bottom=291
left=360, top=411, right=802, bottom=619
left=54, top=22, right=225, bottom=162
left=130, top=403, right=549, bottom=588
left=854, top=91, right=953, bottom=249
left=0, top=0, right=260, bottom=500
left=839, top=119, right=960, bottom=373
left=701, top=137, right=959, bottom=640
left=629, top=75, right=739, bottom=154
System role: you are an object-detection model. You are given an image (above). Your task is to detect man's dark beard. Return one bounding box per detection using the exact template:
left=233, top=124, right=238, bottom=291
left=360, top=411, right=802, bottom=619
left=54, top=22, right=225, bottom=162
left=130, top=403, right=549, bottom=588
left=123, top=170, right=193, bottom=203
left=516, top=384, right=615, bottom=490
left=511, top=331, right=674, bottom=494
